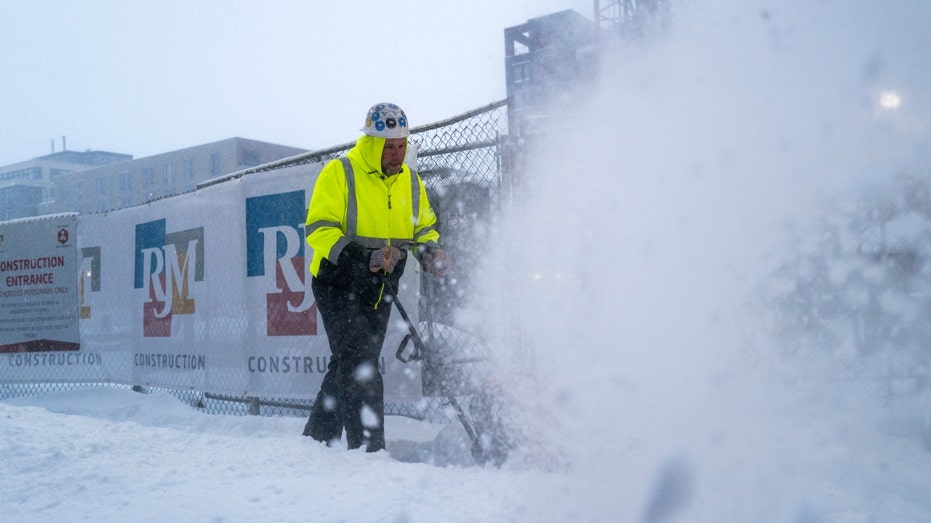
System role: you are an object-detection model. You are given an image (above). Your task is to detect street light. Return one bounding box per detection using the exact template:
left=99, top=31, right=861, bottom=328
left=879, top=90, right=902, bottom=110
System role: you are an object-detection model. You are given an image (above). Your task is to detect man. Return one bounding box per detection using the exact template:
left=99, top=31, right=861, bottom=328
left=302, top=102, right=450, bottom=452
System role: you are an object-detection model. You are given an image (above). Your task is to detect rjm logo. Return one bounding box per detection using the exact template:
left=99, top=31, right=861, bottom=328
left=246, top=191, right=317, bottom=336
left=134, top=219, right=205, bottom=337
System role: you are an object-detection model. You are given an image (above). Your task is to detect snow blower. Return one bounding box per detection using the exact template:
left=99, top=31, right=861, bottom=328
left=378, top=272, right=509, bottom=466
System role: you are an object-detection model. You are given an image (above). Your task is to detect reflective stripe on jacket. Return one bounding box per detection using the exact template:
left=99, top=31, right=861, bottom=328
left=305, top=134, right=440, bottom=276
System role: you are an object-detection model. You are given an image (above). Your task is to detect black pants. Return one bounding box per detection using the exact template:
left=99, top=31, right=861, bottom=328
left=303, top=276, right=392, bottom=451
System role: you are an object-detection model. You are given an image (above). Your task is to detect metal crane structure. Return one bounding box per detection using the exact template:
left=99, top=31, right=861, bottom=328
left=593, top=0, right=672, bottom=41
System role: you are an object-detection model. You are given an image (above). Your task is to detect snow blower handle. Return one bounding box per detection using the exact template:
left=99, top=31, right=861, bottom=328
left=378, top=273, right=426, bottom=363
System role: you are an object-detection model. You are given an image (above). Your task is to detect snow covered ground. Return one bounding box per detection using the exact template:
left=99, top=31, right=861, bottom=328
left=2, top=378, right=929, bottom=522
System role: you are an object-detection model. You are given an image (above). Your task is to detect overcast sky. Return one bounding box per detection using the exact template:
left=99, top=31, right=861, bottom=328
left=0, top=0, right=592, bottom=166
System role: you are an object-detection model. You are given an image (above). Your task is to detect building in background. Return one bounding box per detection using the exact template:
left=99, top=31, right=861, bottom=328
left=34, top=138, right=305, bottom=216
left=502, top=9, right=597, bottom=204
left=1, top=138, right=305, bottom=221
left=504, top=9, right=596, bottom=144
left=503, top=2, right=671, bottom=144
left=0, top=149, right=132, bottom=221
left=500, top=3, right=672, bottom=201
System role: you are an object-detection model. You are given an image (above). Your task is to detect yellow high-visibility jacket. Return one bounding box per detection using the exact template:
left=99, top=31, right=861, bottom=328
left=305, top=134, right=440, bottom=277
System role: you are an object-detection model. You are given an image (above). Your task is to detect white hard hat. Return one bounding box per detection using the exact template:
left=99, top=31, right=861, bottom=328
left=361, top=102, right=409, bottom=138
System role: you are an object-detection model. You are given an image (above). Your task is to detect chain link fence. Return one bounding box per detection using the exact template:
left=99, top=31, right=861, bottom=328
left=1, top=100, right=510, bottom=425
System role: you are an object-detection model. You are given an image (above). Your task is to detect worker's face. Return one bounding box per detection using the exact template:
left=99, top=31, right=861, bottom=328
left=381, top=138, right=407, bottom=175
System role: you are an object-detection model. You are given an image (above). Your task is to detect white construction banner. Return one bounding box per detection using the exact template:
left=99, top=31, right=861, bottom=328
left=7, top=161, right=424, bottom=403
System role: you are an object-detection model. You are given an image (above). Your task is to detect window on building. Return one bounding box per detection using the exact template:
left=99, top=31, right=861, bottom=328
left=184, top=159, right=195, bottom=180
left=0, top=192, right=10, bottom=220
left=163, top=163, right=175, bottom=186
left=512, top=62, right=530, bottom=83
left=97, top=178, right=107, bottom=197
left=0, top=167, right=41, bottom=181
left=241, top=149, right=261, bottom=167
left=143, top=167, right=155, bottom=189
left=210, top=153, right=221, bottom=175
left=120, top=171, right=133, bottom=192
left=0, top=186, right=42, bottom=220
